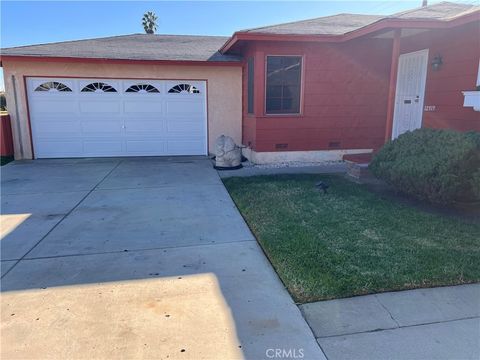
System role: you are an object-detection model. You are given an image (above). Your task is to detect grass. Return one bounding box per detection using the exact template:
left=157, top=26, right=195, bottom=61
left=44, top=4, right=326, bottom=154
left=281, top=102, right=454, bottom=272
left=223, top=174, right=480, bottom=303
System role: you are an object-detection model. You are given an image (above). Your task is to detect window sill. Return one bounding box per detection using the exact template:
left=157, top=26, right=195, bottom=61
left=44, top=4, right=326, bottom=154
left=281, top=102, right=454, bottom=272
left=258, top=113, right=304, bottom=118
left=462, top=91, right=480, bottom=112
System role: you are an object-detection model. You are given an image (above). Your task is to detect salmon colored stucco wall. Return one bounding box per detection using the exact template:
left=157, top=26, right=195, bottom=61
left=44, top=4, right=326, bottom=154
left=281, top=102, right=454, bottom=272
left=241, top=38, right=393, bottom=153
left=1, top=60, right=242, bottom=159
left=399, top=21, right=480, bottom=132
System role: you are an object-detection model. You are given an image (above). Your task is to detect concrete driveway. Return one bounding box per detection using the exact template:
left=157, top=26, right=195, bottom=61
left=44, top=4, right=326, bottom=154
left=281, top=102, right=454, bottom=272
left=1, top=157, right=324, bottom=360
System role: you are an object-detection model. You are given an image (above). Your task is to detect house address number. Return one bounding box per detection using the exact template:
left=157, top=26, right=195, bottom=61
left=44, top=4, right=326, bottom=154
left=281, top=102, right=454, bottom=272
left=424, top=105, right=436, bottom=111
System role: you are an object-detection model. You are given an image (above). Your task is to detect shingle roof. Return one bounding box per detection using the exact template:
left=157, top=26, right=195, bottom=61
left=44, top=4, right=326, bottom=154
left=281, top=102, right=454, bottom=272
left=240, top=1, right=478, bottom=36
left=1, top=2, right=478, bottom=61
left=0, top=34, right=242, bottom=62
left=241, top=14, right=383, bottom=36
left=392, top=1, right=478, bottom=20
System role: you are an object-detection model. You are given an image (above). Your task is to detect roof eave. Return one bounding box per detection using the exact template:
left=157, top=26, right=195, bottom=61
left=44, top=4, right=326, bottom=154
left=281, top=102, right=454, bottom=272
left=0, top=55, right=243, bottom=66
left=220, top=10, right=479, bottom=54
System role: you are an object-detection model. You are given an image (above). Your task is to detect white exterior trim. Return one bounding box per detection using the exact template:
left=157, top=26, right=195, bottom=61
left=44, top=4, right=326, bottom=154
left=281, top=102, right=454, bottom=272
left=462, top=59, right=480, bottom=112
left=242, top=148, right=373, bottom=165
left=476, top=59, right=480, bottom=87
left=462, top=91, right=480, bottom=111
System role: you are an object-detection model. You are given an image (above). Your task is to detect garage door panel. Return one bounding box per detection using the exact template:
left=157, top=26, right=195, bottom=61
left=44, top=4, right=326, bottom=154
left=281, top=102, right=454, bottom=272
left=31, top=100, right=78, bottom=114
left=77, top=80, right=120, bottom=91
left=167, top=119, right=204, bottom=133
left=83, top=140, right=123, bottom=155
left=30, top=80, right=76, bottom=94
left=166, top=140, right=205, bottom=155
left=35, top=140, right=84, bottom=157
left=32, top=115, right=78, bottom=123
left=126, top=140, right=166, bottom=154
left=27, top=78, right=207, bottom=158
left=79, top=101, right=121, bottom=114
left=165, top=81, right=205, bottom=92
left=125, top=120, right=164, bottom=133
left=166, top=100, right=204, bottom=115
left=34, top=121, right=82, bottom=135
left=124, top=101, right=163, bottom=114
left=122, top=80, right=164, bottom=91
left=81, top=120, right=123, bottom=134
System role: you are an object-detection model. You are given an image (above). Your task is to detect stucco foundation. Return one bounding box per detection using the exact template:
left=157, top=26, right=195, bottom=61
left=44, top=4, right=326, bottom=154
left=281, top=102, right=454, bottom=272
left=2, top=59, right=242, bottom=159
left=242, top=147, right=373, bottom=164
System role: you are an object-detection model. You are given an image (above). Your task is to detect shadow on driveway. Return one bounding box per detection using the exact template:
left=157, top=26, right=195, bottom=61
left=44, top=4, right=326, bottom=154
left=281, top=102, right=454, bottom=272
left=1, top=157, right=323, bottom=360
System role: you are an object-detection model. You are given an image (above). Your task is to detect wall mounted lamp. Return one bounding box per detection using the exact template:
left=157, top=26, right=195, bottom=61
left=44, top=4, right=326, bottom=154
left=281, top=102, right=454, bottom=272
left=431, top=55, right=443, bottom=71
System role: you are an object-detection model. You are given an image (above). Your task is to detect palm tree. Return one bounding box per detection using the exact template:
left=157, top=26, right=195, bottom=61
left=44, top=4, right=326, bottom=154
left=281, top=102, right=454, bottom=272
left=142, top=11, right=158, bottom=34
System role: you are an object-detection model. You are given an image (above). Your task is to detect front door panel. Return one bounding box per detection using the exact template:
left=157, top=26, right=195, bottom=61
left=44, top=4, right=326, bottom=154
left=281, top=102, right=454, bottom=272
left=392, top=49, right=429, bottom=139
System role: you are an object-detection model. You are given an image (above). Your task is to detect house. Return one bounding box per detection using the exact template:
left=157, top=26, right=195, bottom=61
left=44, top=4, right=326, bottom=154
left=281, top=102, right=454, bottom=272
left=1, top=1, right=479, bottom=162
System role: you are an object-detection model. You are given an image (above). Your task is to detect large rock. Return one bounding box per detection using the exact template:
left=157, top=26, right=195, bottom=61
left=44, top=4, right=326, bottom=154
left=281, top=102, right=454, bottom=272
left=215, top=135, right=241, bottom=168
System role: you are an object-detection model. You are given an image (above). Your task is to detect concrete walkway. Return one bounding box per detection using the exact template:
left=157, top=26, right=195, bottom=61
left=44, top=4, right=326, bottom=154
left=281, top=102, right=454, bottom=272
left=300, top=284, right=480, bottom=360
left=217, top=162, right=347, bottom=178
left=1, top=157, right=324, bottom=360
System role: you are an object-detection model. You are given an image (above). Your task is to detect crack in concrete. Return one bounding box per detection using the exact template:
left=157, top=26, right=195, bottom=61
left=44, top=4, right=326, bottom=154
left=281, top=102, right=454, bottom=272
left=374, top=294, right=401, bottom=328
left=315, top=315, right=480, bottom=340
left=1, top=239, right=257, bottom=262
left=1, top=160, right=123, bottom=279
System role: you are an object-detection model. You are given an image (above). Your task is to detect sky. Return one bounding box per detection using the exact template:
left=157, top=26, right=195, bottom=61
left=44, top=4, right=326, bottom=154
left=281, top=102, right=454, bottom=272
left=0, top=0, right=475, bottom=90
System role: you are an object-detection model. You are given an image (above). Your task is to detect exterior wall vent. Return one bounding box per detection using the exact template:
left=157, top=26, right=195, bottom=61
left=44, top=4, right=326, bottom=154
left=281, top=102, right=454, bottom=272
left=329, top=141, right=341, bottom=148
left=275, top=143, right=288, bottom=150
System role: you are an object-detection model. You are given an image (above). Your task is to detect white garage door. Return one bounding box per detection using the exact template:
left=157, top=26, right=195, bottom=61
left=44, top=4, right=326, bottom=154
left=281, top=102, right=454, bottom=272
left=26, top=77, right=207, bottom=158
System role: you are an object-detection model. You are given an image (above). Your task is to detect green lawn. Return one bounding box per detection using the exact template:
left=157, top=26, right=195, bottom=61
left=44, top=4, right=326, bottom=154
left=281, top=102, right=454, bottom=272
left=223, top=174, right=480, bottom=303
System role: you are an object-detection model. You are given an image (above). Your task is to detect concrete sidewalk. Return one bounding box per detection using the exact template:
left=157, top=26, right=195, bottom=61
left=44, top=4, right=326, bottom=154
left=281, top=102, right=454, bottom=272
left=300, top=284, right=480, bottom=360
left=217, top=162, right=347, bottom=178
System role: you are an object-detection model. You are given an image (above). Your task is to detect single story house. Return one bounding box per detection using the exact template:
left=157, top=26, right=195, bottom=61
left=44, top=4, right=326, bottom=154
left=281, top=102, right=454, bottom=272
left=1, top=1, right=479, bottom=162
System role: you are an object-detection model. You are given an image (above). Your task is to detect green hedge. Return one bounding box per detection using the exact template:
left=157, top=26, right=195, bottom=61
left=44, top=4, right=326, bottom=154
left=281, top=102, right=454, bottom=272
left=369, top=128, right=480, bottom=204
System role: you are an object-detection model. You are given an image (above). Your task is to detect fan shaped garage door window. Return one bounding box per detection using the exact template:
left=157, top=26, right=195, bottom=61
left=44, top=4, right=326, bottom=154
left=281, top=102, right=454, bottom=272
left=125, top=84, right=160, bottom=93
left=35, top=81, right=72, bottom=92
left=168, top=83, right=200, bottom=94
left=81, top=82, right=117, bottom=93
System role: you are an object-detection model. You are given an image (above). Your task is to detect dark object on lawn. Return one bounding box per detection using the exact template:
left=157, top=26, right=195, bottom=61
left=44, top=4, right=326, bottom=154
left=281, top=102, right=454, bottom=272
left=370, top=128, right=480, bottom=205
left=316, top=181, right=329, bottom=194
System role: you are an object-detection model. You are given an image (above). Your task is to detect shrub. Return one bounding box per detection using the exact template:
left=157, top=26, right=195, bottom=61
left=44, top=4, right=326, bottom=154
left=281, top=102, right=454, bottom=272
left=369, top=128, right=480, bottom=204
left=0, top=93, right=6, bottom=112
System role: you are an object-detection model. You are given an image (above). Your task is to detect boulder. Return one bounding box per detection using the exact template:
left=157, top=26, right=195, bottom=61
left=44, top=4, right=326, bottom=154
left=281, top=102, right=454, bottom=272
left=215, top=135, right=242, bottom=169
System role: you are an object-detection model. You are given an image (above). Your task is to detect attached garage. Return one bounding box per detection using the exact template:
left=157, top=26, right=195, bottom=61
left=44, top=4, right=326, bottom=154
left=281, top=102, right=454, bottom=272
left=27, top=78, right=207, bottom=158
left=1, top=34, right=242, bottom=160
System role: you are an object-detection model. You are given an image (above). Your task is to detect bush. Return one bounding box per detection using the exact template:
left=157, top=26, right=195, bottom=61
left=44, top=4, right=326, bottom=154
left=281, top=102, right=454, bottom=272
left=369, top=128, right=480, bottom=204
left=0, top=93, right=6, bottom=112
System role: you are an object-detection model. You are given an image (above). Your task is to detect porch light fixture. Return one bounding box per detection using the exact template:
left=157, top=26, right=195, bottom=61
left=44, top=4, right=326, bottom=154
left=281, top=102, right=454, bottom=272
left=431, top=55, right=443, bottom=71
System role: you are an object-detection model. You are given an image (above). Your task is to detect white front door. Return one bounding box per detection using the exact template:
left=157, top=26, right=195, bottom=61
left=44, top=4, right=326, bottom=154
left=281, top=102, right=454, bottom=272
left=27, top=78, right=208, bottom=158
left=392, top=49, right=429, bottom=139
